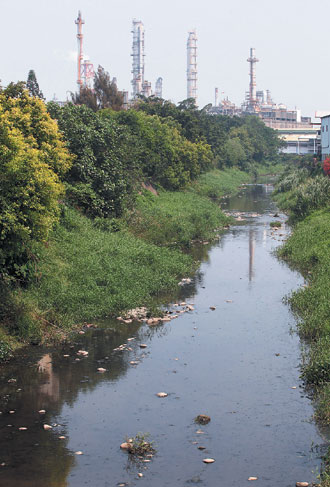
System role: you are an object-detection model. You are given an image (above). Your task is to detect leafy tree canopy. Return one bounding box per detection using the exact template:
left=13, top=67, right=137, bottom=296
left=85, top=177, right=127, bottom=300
left=26, top=70, right=44, bottom=100
left=0, top=84, right=72, bottom=279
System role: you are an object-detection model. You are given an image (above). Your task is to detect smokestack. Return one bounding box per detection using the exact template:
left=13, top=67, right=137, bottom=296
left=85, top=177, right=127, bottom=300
left=247, top=47, right=259, bottom=110
left=215, top=87, right=219, bottom=107
left=187, top=30, right=197, bottom=103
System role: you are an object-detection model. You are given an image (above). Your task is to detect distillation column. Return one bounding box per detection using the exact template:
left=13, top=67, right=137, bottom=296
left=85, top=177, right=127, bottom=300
left=155, top=77, right=163, bottom=98
left=131, top=20, right=145, bottom=98
left=187, top=30, right=197, bottom=103
left=247, top=47, right=259, bottom=111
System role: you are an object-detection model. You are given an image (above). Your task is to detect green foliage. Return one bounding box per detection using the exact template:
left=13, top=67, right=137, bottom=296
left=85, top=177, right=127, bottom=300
left=189, top=167, right=250, bottom=200
left=125, top=189, right=229, bottom=248
left=71, top=65, right=124, bottom=111
left=135, top=98, right=283, bottom=169
left=0, top=84, right=71, bottom=279
left=109, top=109, right=213, bottom=190
left=47, top=102, right=136, bottom=218
left=26, top=70, right=44, bottom=100
left=124, top=433, right=156, bottom=455
left=16, top=207, right=194, bottom=329
left=278, top=207, right=330, bottom=446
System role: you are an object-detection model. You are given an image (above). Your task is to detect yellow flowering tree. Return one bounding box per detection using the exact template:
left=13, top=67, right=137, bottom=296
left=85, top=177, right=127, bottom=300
left=0, top=83, right=72, bottom=279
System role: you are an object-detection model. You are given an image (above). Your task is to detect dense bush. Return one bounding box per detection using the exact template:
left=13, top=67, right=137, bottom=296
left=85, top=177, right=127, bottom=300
left=48, top=102, right=136, bottom=218
left=107, top=109, right=213, bottom=189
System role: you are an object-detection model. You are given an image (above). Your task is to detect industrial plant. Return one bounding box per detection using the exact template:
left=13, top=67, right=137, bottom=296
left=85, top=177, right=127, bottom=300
left=73, top=12, right=320, bottom=155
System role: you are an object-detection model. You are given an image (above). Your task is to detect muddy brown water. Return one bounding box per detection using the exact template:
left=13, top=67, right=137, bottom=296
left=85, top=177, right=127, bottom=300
left=0, top=184, right=328, bottom=487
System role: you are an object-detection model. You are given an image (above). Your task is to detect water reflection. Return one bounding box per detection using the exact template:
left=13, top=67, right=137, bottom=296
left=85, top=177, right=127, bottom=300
left=0, top=184, right=325, bottom=487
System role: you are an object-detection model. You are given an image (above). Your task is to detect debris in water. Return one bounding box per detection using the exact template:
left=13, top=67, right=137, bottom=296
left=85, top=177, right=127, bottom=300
left=291, top=386, right=297, bottom=389
left=195, top=415, right=211, bottom=425
left=156, top=392, right=168, bottom=398
left=77, top=350, right=88, bottom=357
left=59, top=436, right=66, bottom=439
left=97, top=368, right=107, bottom=373
left=63, top=355, right=70, bottom=358
left=38, top=410, right=46, bottom=414
left=9, top=411, right=15, bottom=414
left=75, top=451, right=83, bottom=455
left=209, top=306, right=216, bottom=310
left=196, top=430, right=204, bottom=434
left=203, top=458, right=215, bottom=464
left=275, top=353, right=280, bottom=357
left=225, top=300, right=233, bottom=303
left=19, top=427, right=27, bottom=431
left=43, top=424, right=52, bottom=430
left=137, top=473, right=143, bottom=478
left=296, top=483, right=309, bottom=487
left=198, top=446, right=206, bottom=450
left=248, top=477, right=258, bottom=481
left=139, top=344, right=147, bottom=349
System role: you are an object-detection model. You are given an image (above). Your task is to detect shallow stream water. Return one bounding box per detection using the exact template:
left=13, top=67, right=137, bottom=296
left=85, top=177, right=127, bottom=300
left=0, top=184, right=327, bottom=487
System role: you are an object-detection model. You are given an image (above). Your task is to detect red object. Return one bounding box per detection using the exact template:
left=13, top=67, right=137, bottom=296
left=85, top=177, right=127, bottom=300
left=323, top=157, right=330, bottom=177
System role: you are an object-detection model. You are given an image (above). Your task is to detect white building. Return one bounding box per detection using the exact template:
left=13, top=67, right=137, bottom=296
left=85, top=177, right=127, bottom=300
left=321, top=114, right=330, bottom=159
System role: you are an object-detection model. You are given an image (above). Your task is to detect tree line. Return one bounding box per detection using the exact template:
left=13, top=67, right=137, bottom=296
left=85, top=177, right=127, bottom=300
left=0, top=71, right=283, bottom=282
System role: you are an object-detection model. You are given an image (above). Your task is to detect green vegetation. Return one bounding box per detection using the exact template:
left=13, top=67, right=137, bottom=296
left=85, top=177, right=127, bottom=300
left=0, top=83, right=71, bottom=281
left=125, top=188, right=229, bottom=247
left=189, top=167, right=250, bottom=200
left=275, top=161, right=330, bottom=486
left=123, top=433, right=156, bottom=455
left=9, top=207, right=194, bottom=336
left=0, top=83, right=283, bottom=359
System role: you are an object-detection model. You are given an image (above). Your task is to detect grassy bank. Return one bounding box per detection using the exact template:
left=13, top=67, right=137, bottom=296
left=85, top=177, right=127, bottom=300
left=275, top=167, right=330, bottom=486
left=0, top=167, right=249, bottom=357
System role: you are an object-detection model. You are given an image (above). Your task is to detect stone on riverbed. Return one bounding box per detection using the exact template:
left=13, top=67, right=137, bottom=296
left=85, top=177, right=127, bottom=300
left=156, top=392, right=168, bottom=398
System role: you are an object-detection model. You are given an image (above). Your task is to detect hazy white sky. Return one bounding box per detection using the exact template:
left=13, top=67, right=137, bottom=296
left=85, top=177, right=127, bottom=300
left=0, top=0, right=328, bottom=117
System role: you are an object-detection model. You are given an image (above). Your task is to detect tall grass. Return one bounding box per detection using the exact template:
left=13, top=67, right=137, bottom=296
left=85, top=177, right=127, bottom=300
left=189, top=168, right=250, bottom=200
left=8, top=207, right=194, bottom=335
left=125, top=189, right=229, bottom=247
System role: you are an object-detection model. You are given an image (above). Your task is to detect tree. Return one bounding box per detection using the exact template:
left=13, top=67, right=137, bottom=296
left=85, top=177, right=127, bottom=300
left=94, top=66, right=124, bottom=111
left=71, top=66, right=124, bottom=111
left=26, top=70, right=44, bottom=99
left=0, top=84, right=71, bottom=279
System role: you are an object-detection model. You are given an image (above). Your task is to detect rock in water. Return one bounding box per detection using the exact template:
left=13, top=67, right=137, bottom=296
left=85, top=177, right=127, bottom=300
left=296, top=483, right=309, bottom=487
left=203, top=458, right=215, bottom=464
left=156, top=392, right=168, bottom=398
left=195, top=414, right=211, bottom=425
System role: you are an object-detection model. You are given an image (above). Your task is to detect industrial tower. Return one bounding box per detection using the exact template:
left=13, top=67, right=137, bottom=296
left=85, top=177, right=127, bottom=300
left=247, top=48, right=259, bottom=111
left=187, top=30, right=197, bottom=103
left=155, top=77, right=163, bottom=98
left=131, top=20, right=145, bottom=97
left=75, top=11, right=94, bottom=89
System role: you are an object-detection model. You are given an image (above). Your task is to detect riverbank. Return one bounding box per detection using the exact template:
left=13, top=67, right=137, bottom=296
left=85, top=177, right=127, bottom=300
left=0, top=167, right=252, bottom=359
left=274, top=167, right=330, bottom=486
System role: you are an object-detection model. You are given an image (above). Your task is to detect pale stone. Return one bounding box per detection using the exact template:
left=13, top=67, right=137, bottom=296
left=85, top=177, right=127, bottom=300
left=210, top=306, right=216, bottom=310
left=203, top=458, right=215, bottom=463
left=138, top=473, right=143, bottom=478
left=38, top=410, right=46, bottom=414
left=156, top=392, right=168, bottom=397
left=296, top=483, right=309, bottom=487
left=120, top=442, right=132, bottom=450
left=139, top=344, right=147, bottom=348
left=19, top=427, right=27, bottom=431
left=59, top=436, right=66, bottom=439
left=97, top=368, right=107, bottom=373
left=75, top=451, right=83, bottom=455
left=248, top=477, right=258, bottom=481
left=43, top=424, right=52, bottom=430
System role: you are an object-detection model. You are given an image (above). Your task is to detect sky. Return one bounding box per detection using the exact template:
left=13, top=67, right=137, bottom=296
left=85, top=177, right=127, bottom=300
left=0, top=0, right=329, bottom=117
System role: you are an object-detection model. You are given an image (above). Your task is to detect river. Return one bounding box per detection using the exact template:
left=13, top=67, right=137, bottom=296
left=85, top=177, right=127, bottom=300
left=0, top=184, right=327, bottom=487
